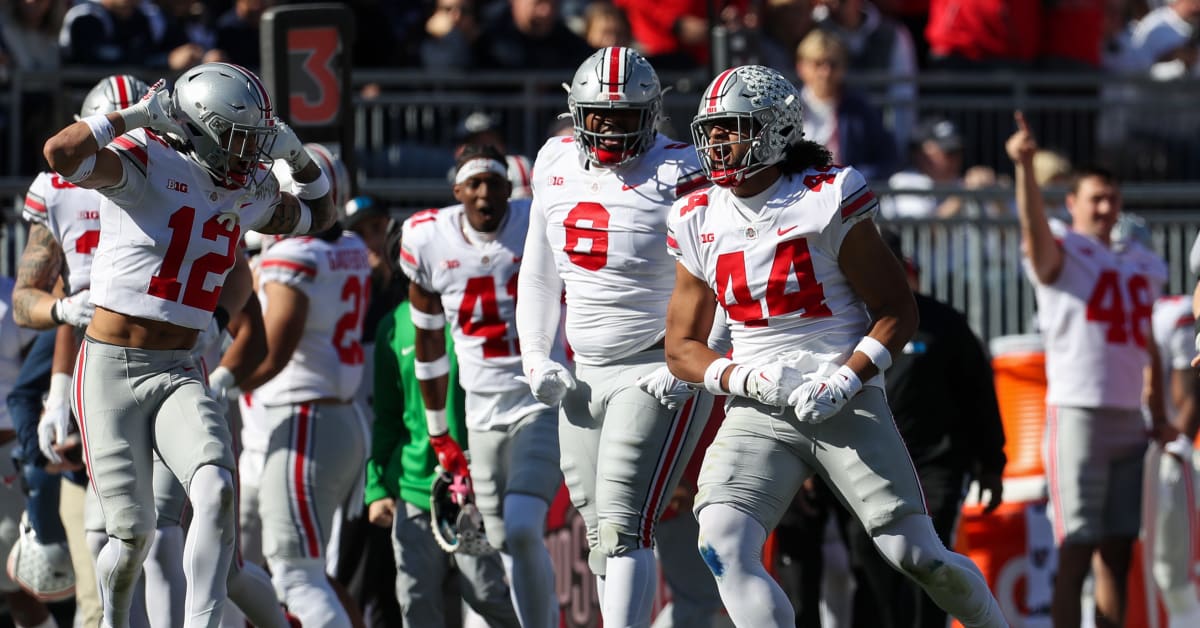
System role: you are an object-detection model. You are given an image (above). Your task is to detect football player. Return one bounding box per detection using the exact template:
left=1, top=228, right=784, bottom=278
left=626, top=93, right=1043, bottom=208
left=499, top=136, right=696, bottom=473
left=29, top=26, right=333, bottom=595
left=1008, top=112, right=1174, bottom=628
left=42, top=62, right=336, bottom=627
left=515, top=46, right=712, bottom=626
left=236, top=146, right=369, bottom=628
left=400, top=145, right=561, bottom=627
left=663, top=65, right=1007, bottom=628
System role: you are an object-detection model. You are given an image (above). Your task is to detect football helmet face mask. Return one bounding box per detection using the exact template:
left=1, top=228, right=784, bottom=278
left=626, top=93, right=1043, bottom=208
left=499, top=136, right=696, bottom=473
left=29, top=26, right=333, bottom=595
left=271, top=143, right=352, bottom=222
left=691, top=65, right=804, bottom=187
left=429, top=470, right=495, bottom=556
left=77, top=75, right=151, bottom=120
left=567, top=46, right=662, bottom=167
left=172, top=62, right=278, bottom=189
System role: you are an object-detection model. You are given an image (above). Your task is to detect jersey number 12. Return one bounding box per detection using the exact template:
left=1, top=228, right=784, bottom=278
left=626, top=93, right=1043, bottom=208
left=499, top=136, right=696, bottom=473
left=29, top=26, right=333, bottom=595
left=148, top=206, right=240, bottom=313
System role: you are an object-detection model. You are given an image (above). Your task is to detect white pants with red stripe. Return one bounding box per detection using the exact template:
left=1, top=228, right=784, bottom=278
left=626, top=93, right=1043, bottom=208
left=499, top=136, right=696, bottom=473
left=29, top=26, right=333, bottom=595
left=559, top=350, right=712, bottom=576
left=259, top=401, right=366, bottom=561
left=1145, top=442, right=1200, bottom=616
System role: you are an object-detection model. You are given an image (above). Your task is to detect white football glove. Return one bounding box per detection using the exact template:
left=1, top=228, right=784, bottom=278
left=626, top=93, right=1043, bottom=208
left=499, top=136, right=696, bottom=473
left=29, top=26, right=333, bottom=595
left=118, top=79, right=185, bottom=139
left=207, top=366, right=239, bottom=405
left=266, top=120, right=311, bottom=172
left=1194, top=330, right=1200, bottom=356
left=37, top=374, right=73, bottom=465
left=523, top=358, right=576, bottom=405
left=52, top=290, right=94, bottom=327
left=729, top=363, right=803, bottom=407
left=788, top=365, right=863, bottom=424
left=635, top=365, right=696, bottom=410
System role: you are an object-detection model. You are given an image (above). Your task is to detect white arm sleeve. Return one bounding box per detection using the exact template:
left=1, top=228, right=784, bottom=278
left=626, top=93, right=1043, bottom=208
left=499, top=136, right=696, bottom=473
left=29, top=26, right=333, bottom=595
left=516, top=198, right=564, bottom=370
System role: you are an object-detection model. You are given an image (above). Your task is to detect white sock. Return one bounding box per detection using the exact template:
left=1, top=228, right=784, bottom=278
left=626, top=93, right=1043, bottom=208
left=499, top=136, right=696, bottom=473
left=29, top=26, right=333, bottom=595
left=872, top=514, right=1006, bottom=628
left=94, top=534, right=151, bottom=628
left=144, top=525, right=186, bottom=628
left=501, top=493, right=557, bottom=628
left=596, top=574, right=606, bottom=608
left=182, top=465, right=236, bottom=627
left=228, top=561, right=290, bottom=628
left=268, top=557, right=351, bottom=628
left=696, top=504, right=794, bottom=627
left=603, top=548, right=657, bottom=627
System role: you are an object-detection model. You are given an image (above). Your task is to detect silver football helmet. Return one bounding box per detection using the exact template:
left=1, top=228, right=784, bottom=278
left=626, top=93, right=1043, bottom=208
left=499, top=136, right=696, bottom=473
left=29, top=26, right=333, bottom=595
left=430, top=469, right=495, bottom=556
left=172, top=62, right=278, bottom=188
left=691, top=65, right=804, bottom=187
left=1112, top=213, right=1152, bottom=253
left=77, top=75, right=151, bottom=120
left=566, top=46, right=661, bottom=167
left=270, top=143, right=351, bottom=221
left=506, top=154, right=533, bottom=199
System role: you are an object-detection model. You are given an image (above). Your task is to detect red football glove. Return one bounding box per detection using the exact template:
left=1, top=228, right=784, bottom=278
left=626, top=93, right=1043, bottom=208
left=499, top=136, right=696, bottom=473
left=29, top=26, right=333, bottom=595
left=429, top=432, right=470, bottom=479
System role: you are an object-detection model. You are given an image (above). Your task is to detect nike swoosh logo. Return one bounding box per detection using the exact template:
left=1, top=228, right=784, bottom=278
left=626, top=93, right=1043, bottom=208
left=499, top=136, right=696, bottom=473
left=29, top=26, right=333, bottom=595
left=401, top=347, right=415, bottom=356
left=777, top=226, right=797, bottom=236
left=622, top=184, right=636, bottom=191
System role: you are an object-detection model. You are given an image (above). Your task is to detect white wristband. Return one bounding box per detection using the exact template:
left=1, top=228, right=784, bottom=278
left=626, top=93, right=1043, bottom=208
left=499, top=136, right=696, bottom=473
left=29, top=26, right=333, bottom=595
left=855, top=336, right=892, bottom=372
left=293, top=170, right=330, bottom=200
left=410, top=304, right=446, bottom=330
left=703, top=357, right=734, bottom=395
left=63, top=154, right=96, bottom=184
left=83, top=114, right=117, bottom=148
left=425, top=408, right=449, bottom=435
left=414, top=355, right=450, bottom=380
left=288, top=199, right=313, bottom=236
left=47, top=373, right=72, bottom=405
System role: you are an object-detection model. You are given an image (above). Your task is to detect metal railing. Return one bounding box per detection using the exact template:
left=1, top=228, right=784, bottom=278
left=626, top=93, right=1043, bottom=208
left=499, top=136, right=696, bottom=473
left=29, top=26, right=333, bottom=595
left=6, top=68, right=1200, bottom=184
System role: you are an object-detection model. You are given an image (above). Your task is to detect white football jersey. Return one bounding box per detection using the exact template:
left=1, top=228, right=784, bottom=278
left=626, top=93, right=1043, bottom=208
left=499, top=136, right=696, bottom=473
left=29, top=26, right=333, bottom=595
left=22, top=172, right=103, bottom=294
left=254, top=232, right=372, bottom=405
left=400, top=202, right=530, bottom=393
left=668, top=166, right=883, bottom=386
left=0, top=277, right=38, bottom=431
left=528, top=134, right=706, bottom=365
left=1026, top=220, right=1169, bottom=410
left=90, top=129, right=279, bottom=330
left=1152, top=294, right=1195, bottom=419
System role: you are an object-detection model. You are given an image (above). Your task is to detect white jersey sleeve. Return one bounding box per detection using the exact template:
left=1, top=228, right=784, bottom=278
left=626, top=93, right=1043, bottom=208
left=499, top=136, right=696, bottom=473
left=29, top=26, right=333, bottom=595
left=516, top=189, right=565, bottom=367
left=398, top=208, right=439, bottom=290
left=89, top=129, right=278, bottom=330
left=254, top=233, right=372, bottom=405
left=23, top=172, right=104, bottom=293
left=1028, top=220, right=1166, bottom=409
left=1152, top=294, right=1196, bottom=419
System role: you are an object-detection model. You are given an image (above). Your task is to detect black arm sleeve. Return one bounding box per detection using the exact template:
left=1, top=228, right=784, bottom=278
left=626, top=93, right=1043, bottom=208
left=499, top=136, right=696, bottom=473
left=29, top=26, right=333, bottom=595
left=951, top=322, right=1007, bottom=476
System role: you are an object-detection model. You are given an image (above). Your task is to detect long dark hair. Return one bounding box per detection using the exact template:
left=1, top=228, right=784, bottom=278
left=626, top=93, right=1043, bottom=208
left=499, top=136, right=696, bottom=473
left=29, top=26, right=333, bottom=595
left=777, top=138, right=833, bottom=175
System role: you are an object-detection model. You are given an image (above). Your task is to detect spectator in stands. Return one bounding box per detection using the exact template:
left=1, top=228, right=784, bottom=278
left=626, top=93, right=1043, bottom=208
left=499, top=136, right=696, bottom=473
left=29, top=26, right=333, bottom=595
left=614, top=0, right=751, bottom=69
left=1125, top=0, right=1200, bottom=78
left=583, top=1, right=632, bottom=49
left=0, top=0, right=63, bottom=76
left=815, top=0, right=917, bottom=154
left=204, top=0, right=274, bottom=69
left=844, top=228, right=1007, bottom=628
left=795, top=29, right=897, bottom=180
left=925, top=0, right=1039, bottom=69
left=881, top=117, right=1007, bottom=219
left=59, top=0, right=183, bottom=67
left=757, top=0, right=815, bottom=78
left=155, top=0, right=213, bottom=70
left=420, top=0, right=482, bottom=70
left=0, top=0, right=64, bottom=174
left=478, top=0, right=591, bottom=70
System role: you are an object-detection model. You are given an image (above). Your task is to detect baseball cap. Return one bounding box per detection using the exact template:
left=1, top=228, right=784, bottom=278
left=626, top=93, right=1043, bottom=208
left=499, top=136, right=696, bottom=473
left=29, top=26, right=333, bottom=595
left=913, top=118, right=962, bottom=153
left=455, top=111, right=503, bottom=143
left=343, top=195, right=389, bottom=230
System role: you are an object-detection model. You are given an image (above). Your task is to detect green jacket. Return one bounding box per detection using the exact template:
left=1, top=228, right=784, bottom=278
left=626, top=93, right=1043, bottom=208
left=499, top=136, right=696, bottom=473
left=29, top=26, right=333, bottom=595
left=364, top=301, right=466, bottom=512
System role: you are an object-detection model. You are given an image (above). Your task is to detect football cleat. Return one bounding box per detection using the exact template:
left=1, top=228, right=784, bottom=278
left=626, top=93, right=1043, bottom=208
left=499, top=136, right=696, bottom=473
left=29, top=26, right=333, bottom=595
left=7, top=513, right=75, bottom=602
